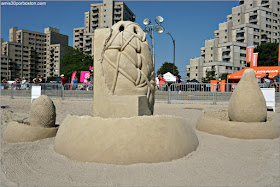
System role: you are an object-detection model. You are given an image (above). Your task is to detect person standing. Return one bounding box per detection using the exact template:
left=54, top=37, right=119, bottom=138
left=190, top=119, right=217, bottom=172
left=72, top=76, right=78, bottom=90
left=33, top=75, right=42, bottom=86
left=216, top=79, right=221, bottom=92
left=262, top=73, right=271, bottom=88
left=61, top=74, right=67, bottom=87
left=175, top=75, right=181, bottom=92
left=273, top=72, right=280, bottom=92
left=21, top=77, right=27, bottom=90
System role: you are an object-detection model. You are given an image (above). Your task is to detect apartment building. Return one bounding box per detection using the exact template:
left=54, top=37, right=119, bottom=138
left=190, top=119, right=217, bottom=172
left=1, top=27, right=70, bottom=81
left=73, top=0, right=135, bottom=56
left=187, top=0, right=280, bottom=82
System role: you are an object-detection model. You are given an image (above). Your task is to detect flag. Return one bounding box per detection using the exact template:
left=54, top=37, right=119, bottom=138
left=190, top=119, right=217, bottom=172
left=246, top=46, right=254, bottom=63
left=251, top=53, right=258, bottom=67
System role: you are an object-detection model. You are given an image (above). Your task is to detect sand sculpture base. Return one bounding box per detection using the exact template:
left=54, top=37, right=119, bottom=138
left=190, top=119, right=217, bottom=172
left=196, top=110, right=280, bottom=139
left=54, top=115, right=199, bottom=165
left=3, top=121, right=58, bottom=143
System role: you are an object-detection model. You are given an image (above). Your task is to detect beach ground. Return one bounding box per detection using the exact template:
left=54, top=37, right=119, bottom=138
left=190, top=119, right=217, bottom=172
left=1, top=96, right=279, bottom=186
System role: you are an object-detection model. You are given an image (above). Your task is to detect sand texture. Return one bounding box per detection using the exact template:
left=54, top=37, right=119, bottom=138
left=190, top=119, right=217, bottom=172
left=3, top=121, right=58, bottom=143
left=1, top=97, right=280, bottom=186
left=54, top=115, right=198, bottom=164
left=196, top=110, right=280, bottom=139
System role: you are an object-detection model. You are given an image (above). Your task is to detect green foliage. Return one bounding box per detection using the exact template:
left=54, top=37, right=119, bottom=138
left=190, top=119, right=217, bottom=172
left=157, top=62, right=180, bottom=77
left=254, top=42, right=279, bottom=66
left=60, top=48, right=93, bottom=81
left=219, top=73, right=229, bottom=80
left=202, top=70, right=216, bottom=83
left=46, top=76, right=59, bottom=82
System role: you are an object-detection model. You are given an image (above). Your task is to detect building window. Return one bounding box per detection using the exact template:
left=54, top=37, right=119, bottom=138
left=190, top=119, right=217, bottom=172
left=195, top=74, right=198, bottom=77
left=104, top=15, right=106, bottom=17
left=225, top=36, right=227, bottom=38
left=104, top=4, right=106, bottom=6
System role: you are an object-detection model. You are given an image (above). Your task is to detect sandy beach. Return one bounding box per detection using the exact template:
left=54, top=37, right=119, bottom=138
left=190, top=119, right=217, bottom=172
left=1, top=96, right=279, bottom=186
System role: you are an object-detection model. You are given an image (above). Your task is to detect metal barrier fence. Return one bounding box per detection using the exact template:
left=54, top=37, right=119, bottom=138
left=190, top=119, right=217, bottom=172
left=1, top=82, right=280, bottom=104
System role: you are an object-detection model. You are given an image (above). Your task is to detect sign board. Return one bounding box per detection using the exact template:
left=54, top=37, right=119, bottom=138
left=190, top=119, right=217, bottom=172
left=31, top=86, right=41, bottom=103
left=261, top=88, right=275, bottom=112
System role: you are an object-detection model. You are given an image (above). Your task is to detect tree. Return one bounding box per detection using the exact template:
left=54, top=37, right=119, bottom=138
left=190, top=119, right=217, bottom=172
left=157, top=62, right=179, bottom=77
left=202, top=69, right=216, bottom=83
left=254, top=42, right=279, bottom=66
left=60, top=48, right=93, bottom=82
left=219, top=73, right=229, bottom=80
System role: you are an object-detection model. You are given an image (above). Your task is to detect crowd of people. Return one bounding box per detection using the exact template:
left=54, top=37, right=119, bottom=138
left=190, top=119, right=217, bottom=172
left=260, top=72, right=280, bottom=91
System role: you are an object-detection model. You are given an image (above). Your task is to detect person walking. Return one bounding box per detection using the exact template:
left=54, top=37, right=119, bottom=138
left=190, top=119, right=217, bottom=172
left=61, top=74, right=67, bottom=87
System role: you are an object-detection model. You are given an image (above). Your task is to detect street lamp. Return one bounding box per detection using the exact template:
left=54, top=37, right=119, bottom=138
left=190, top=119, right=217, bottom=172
left=166, top=32, right=175, bottom=75
left=143, top=16, right=165, bottom=68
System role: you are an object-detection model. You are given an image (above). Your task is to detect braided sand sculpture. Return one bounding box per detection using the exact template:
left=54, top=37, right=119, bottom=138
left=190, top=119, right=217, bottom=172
left=54, top=21, right=199, bottom=165
left=196, top=69, right=279, bottom=139
left=3, top=95, right=58, bottom=143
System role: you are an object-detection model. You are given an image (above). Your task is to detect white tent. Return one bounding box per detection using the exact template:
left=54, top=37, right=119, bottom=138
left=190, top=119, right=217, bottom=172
left=163, top=72, right=176, bottom=83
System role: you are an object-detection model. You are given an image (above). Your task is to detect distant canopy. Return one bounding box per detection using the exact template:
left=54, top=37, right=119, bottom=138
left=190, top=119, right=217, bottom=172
left=227, top=66, right=280, bottom=80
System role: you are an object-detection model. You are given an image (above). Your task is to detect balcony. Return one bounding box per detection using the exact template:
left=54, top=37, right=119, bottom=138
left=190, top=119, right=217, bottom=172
left=222, top=48, right=231, bottom=52
left=236, top=29, right=245, bottom=34
left=92, top=18, right=98, bottom=21
left=92, top=11, right=98, bottom=16
left=114, top=17, right=121, bottom=20
left=92, top=7, right=98, bottom=11
left=222, top=52, right=231, bottom=57
left=236, top=35, right=245, bottom=40
left=250, top=12, right=258, bottom=16
left=85, top=42, right=91, bottom=46
left=114, top=11, right=121, bottom=15
left=50, top=57, right=54, bottom=61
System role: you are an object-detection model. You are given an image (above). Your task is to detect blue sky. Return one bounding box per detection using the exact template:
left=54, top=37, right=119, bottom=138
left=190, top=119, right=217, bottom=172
left=1, top=1, right=239, bottom=79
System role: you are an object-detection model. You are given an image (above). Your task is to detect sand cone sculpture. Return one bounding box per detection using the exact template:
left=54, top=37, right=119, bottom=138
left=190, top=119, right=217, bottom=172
left=228, top=69, right=267, bottom=122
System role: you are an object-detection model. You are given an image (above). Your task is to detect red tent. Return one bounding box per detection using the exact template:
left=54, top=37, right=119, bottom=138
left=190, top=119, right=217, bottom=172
left=227, top=66, right=280, bottom=80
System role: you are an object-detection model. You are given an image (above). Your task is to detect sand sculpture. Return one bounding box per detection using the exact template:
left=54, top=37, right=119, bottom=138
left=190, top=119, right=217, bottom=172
left=228, top=69, right=267, bottom=122
left=54, top=21, right=199, bottom=165
left=196, top=69, right=280, bottom=139
left=3, top=95, right=58, bottom=143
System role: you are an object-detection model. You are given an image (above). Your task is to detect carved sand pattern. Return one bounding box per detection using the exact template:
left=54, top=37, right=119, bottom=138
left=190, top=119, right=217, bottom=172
left=101, top=21, right=155, bottom=113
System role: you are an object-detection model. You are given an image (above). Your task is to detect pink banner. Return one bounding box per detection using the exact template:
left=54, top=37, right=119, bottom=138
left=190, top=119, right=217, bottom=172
left=80, top=71, right=90, bottom=83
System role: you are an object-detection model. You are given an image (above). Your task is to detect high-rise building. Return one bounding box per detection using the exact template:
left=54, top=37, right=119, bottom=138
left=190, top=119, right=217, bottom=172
left=1, top=27, right=70, bottom=81
left=73, top=0, right=135, bottom=56
left=187, top=0, right=280, bottom=82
